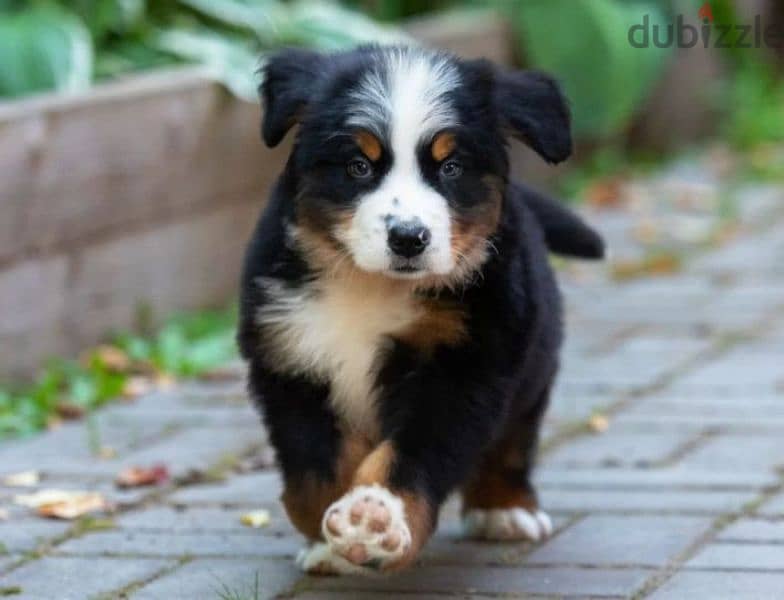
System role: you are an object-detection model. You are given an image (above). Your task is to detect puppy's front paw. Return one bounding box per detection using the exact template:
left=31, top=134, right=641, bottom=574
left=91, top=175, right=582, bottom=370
left=322, top=484, right=411, bottom=571
left=462, top=507, right=552, bottom=542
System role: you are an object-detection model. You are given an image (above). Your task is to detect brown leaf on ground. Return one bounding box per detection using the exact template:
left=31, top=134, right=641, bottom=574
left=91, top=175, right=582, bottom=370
left=122, top=376, right=154, bottom=399
left=2, top=470, right=40, bottom=487
left=98, top=446, right=117, bottom=460
left=55, top=401, right=86, bottom=421
left=588, top=414, right=610, bottom=434
left=611, top=252, right=682, bottom=281
left=586, top=177, right=625, bottom=209
left=87, top=345, right=132, bottom=372
left=115, top=465, right=169, bottom=488
left=14, top=490, right=109, bottom=520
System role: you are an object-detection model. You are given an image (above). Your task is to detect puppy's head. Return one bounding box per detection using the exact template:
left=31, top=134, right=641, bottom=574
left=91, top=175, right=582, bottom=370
left=261, top=46, right=571, bottom=284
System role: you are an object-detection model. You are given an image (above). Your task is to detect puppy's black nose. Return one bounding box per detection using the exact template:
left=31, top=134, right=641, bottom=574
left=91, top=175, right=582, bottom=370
left=388, top=220, right=431, bottom=258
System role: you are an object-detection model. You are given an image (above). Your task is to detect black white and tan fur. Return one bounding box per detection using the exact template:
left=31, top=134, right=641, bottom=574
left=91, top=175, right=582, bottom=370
left=238, top=45, right=604, bottom=575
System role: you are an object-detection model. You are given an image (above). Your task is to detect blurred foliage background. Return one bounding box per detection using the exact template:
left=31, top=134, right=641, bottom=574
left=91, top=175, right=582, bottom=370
left=2, top=0, right=783, bottom=147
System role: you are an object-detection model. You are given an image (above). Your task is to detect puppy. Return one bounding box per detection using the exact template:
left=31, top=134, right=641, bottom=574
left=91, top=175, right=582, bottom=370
left=238, top=45, right=603, bottom=575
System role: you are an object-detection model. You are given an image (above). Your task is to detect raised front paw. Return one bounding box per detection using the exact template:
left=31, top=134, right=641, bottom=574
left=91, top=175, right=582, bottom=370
left=321, top=484, right=411, bottom=571
left=462, top=507, right=553, bottom=542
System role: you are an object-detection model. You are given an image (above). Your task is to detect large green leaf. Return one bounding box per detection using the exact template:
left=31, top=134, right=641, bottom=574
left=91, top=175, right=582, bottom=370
left=0, top=6, right=94, bottom=98
left=151, top=26, right=260, bottom=100
left=511, top=0, right=671, bottom=139
left=69, top=0, right=146, bottom=39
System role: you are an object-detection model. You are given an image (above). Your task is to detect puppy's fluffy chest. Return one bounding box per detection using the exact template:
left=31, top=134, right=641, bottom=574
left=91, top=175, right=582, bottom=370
left=255, top=276, right=423, bottom=433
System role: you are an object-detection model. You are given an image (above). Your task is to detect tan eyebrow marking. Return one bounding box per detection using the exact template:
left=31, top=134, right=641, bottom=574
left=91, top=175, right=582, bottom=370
left=354, top=130, right=382, bottom=162
left=431, top=132, right=456, bottom=162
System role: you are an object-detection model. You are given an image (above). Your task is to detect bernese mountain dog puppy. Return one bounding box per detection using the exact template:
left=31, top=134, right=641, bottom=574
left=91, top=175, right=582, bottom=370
left=238, top=45, right=604, bottom=575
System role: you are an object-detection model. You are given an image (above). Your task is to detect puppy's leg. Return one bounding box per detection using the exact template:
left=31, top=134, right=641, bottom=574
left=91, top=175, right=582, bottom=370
left=247, top=361, right=373, bottom=574
left=320, top=442, right=433, bottom=573
left=320, top=380, right=508, bottom=572
left=461, top=391, right=552, bottom=542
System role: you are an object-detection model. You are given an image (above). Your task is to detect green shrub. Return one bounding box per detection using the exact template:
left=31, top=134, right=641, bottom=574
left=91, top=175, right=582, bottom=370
left=0, top=0, right=405, bottom=100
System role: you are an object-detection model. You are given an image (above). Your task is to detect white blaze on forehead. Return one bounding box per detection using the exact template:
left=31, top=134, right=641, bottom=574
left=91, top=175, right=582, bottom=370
left=348, top=47, right=459, bottom=141
left=342, top=48, right=460, bottom=277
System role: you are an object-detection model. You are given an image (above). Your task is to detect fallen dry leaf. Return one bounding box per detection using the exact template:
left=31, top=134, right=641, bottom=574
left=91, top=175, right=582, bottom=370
left=122, top=376, right=154, bottom=398
left=240, top=509, right=271, bottom=528
left=0, top=508, right=9, bottom=521
left=586, top=177, right=625, bottom=209
left=91, top=345, right=132, bottom=372
left=98, top=446, right=117, bottom=460
left=611, top=252, right=682, bottom=281
left=2, top=470, right=40, bottom=487
left=588, top=414, right=610, bottom=434
left=55, top=401, right=86, bottom=421
left=14, top=490, right=108, bottom=520
left=115, top=465, right=169, bottom=488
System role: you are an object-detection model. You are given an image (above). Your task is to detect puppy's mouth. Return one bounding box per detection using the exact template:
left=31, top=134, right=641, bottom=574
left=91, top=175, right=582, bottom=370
left=386, top=258, right=427, bottom=279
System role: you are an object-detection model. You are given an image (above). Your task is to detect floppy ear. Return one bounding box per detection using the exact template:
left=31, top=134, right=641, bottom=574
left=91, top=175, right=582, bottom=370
left=494, top=69, right=572, bottom=164
left=260, top=49, right=324, bottom=147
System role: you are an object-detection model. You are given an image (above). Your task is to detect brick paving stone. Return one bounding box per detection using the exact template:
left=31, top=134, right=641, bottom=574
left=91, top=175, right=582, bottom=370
left=0, top=556, right=174, bottom=599
left=113, top=426, right=265, bottom=479
left=97, top=402, right=259, bottom=430
left=132, top=558, right=300, bottom=600
left=56, top=529, right=300, bottom=558
left=304, top=565, right=652, bottom=597
left=419, top=518, right=572, bottom=567
left=169, top=471, right=282, bottom=505
left=617, top=393, right=784, bottom=426
left=116, top=505, right=291, bottom=534
left=0, top=556, right=20, bottom=574
left=535, top=467, right=778, bottom=490
left=557, top=336, right=709, bottom=391
left=0, top=520, right=70, bottom=553
left=526, top=515, right=711, bottom=567
left=648, top=571, right=784, bottom=600
left=671, top=351, right=784, bottom=391
left=542, top=430, right=696, bottom=468
left=717, top=519, right=784, bottom=542
left=676, top=434, right=784, bottom=472
left=759, top=493, right=784, bottom=516
left=539, top=488, right=756, bottom=514
left=691, top=226, right=784, bottom=275
left=686, top=543, right=784, bottom=570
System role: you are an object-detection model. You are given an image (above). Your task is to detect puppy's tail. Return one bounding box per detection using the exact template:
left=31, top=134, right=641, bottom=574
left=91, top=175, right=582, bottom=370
left=518, top=183, right=605, bottom=260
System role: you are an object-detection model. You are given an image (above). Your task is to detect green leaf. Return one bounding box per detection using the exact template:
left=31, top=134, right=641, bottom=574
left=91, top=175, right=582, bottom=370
left=0, top=6, right=94, bottom=98
left=69, top=0, right=146, bottom=40
left=150, top=26, right=260, bottom=101
left=510, top=0, right=670, bottom=139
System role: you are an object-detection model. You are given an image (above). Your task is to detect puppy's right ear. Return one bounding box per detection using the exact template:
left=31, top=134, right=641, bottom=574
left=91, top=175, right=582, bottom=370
left=260, top=49, right=324, bottom=147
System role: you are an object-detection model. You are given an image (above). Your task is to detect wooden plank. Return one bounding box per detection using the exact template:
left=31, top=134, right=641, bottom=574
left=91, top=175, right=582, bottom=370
left=0, top=256, right=70, bottom=379
left=61, top=199, right=261, bottom=351
left=0, top=76, right=290, bottom=266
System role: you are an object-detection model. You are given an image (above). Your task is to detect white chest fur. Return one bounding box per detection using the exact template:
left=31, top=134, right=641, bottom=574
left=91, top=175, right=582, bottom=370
left=255, top=277, right=421, bottom=434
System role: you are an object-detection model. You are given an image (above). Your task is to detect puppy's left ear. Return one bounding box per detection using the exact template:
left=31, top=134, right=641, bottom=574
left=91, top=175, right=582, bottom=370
left=494, top=69, right=572, bottom=164
left=260, top=48, right=324, bottom=147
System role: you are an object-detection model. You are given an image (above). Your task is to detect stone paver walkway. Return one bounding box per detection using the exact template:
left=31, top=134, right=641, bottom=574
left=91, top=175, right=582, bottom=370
left=2, top=171, right=784, bottom=599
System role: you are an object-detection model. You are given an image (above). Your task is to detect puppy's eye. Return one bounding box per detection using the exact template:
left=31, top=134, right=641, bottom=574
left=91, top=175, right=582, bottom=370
left=347, top=158, right=372, bottom=179
left=440, top=160, right=463, bottom=179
